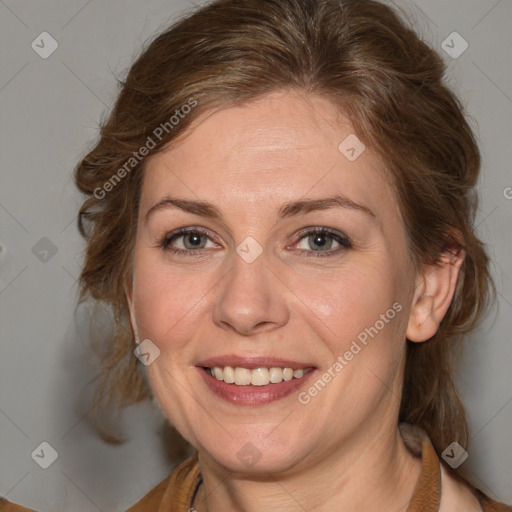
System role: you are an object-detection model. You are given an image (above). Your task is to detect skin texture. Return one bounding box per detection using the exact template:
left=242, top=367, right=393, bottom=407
left=126, top=90, right=468, bottom=511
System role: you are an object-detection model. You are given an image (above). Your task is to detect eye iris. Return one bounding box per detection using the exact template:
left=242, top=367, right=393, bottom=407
left=184, top=232, right=205, bottom=249
left=308, top=233, right=332, bottom=251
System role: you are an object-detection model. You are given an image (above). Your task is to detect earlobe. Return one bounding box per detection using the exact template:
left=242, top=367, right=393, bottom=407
left=407, top=294, right=437, bottom=342
left=406, top=246, right=465, bottom=343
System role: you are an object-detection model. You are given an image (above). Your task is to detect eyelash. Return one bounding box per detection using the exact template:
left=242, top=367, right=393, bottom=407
left=158, top=226, right=353, bottom=258
left=294, top=227, right=352, bottom=258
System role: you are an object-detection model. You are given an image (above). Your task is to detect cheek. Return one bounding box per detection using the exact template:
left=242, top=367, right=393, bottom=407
left=296, top=263, right=403, bottom=346
left=130, top=256, right=210, bottom=346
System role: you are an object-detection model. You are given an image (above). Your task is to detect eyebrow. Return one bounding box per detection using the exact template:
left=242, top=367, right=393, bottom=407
left=144, top=193, right=375, bottom=224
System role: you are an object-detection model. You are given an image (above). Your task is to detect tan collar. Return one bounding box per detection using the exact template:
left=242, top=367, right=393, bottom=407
left=401, top=423, right=442, bottom=511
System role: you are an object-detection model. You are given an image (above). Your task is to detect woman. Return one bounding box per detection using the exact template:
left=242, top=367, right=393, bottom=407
left=2, top=0, right=509, bottom=510
left=78, top=0, right=510, bottom=510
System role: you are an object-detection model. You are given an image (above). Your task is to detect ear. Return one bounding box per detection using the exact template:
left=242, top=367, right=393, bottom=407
left=124, top=274, right=139, bottom=344
left=406, top=243, right=465, bottom=343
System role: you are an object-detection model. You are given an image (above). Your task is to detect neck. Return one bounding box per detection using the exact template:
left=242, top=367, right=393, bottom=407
left=193, top=424, right=422, bottom=512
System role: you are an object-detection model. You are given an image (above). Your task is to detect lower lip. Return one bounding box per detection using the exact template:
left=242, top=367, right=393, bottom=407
left=198, top=367, right=316, bottom=406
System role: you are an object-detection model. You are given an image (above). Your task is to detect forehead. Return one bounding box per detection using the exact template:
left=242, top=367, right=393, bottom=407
left=141, top=91, right=397, bottom=221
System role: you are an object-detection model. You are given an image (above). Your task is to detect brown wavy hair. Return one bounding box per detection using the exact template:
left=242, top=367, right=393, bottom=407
left=74, top=0, right=495, bottom=459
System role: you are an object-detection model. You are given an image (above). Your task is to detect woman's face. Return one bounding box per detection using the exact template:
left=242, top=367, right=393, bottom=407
left=127, top=90, right=418, bottom=474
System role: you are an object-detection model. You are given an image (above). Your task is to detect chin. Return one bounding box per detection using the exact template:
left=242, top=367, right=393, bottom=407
left=197, top=431, right=310, bottom=475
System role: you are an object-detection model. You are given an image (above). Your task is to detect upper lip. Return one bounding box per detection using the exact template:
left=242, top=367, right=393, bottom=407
left=196, top=355, right=315, bottom=370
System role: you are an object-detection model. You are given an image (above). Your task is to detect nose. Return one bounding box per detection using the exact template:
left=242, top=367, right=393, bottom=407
left=212, top=249, right=290, bottom=337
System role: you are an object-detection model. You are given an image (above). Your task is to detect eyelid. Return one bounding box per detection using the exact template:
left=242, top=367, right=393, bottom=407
left=159, top=225, right=352, bottom=257
left=286, top=228, right=352, bottom=260
left=294, top=225, right=350, bottom=239
left=159, top=226, right=221, bottom=250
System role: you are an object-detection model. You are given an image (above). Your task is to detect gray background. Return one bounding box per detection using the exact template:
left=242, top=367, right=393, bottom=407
left=0, top=0, right=511, bottom=510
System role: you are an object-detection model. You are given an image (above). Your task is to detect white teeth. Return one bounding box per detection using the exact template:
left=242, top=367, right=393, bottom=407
left=283, top=368, right=294, bottom=381
left=223, top=366, right=235, bottom=384
left=269, top=367, right=283, bottom=383
left=234, top=367, right=252, bottom=385
left=251, top=367, right=269, bottom=386
left=208, top=366, right=311, bottom=386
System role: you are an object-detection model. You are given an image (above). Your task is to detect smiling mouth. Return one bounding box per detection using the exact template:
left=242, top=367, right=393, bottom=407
left=204, top=366, right=314, bottom=386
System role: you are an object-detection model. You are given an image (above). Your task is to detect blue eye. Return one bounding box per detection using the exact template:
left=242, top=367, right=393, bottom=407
left=294, top=228, right=352, bottom=257
left=160, top=227, right=217, bottom=256
left=159, top=226, right=352, bottom=258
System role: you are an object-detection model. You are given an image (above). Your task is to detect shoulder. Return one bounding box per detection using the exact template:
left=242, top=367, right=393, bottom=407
left=125, top=474, right=173, bottom=512
left=126, top=453, right=201, bottom=512
left=1, top=456, right=201, bottom=512
left=0, top=499, right=36, bottom=512
left=400, top=423, right=511, bottom=512
left=439, top=463, right=512, bottom=512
